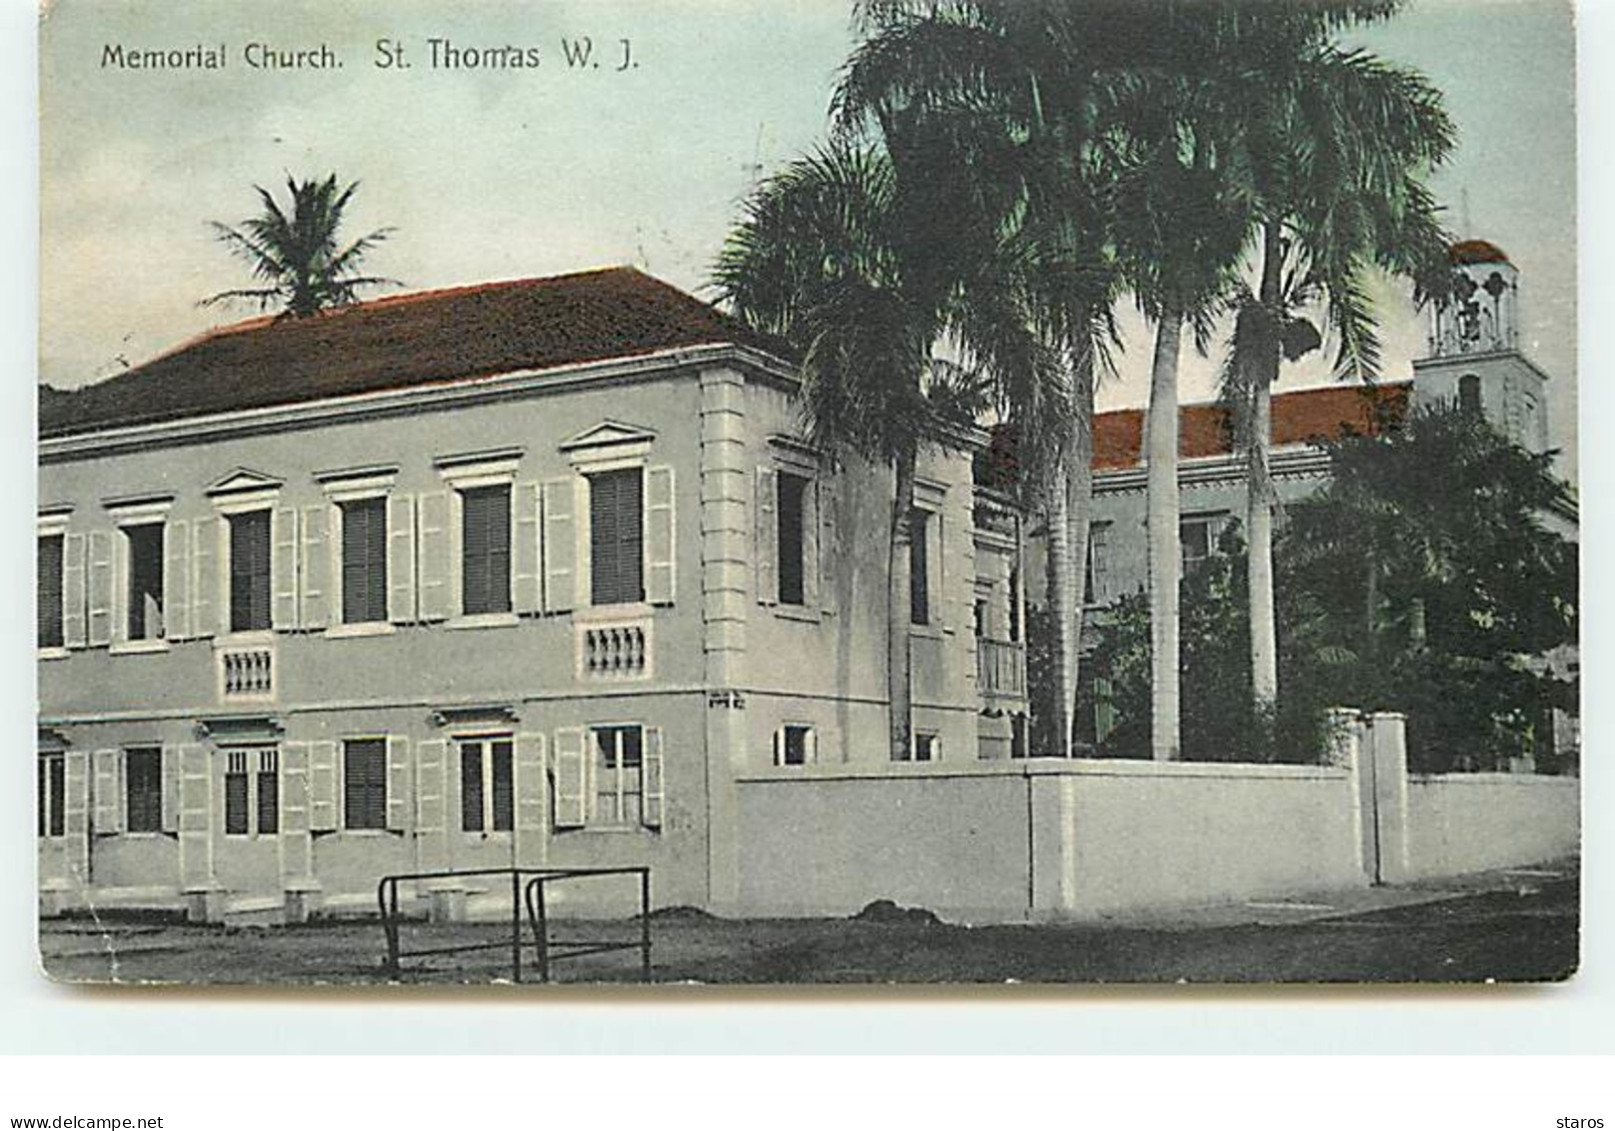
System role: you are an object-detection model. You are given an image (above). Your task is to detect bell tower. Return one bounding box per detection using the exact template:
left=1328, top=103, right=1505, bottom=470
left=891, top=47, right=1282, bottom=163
left=1413, top=239, right=1550, bottom=453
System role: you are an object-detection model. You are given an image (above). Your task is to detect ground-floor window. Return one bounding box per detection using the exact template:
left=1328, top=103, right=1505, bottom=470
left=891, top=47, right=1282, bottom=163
left=344, top=738, right=388, bottom=830
left=37, top=753, right=65, bottom=838
left=224, top=748, right=278, bottom=837
left=773, top=723, right=816, bottom=767
left=593, top=724, right=643, bottom=825
left=125, top=747, right=163, bottom=832
left=460, top=736, right=513, bottom=832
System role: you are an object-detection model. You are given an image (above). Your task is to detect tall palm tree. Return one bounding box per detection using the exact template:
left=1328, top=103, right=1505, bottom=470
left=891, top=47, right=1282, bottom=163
left=202, top=174, right=397, bottom=318
left=836, top=0, right=1130, bottom=756
left=1218, top=34, right=1455, bottom=726
left=713, top=143, right=1030, bottom=762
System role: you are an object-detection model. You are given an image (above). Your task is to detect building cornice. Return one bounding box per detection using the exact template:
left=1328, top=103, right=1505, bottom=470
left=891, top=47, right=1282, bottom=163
left=40, top=342, right=797, bottom=464
left=1092, top=445, right=1333, bottom=495
left=1413, top=349, right=1554, bottom=386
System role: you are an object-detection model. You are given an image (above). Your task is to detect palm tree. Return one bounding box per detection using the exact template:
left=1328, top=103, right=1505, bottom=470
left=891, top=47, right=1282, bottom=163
left=1217, top=33, right=1455, bottom=727
left=202, top=173, right=397, bottom=318
left=835, top=0, right=1131, bottom=756
left=713, top=143, right=1030, bottom=761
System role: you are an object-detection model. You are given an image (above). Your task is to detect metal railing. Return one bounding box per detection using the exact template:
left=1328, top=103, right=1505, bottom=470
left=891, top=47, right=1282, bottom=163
left=377, top=866, right=652, bottom=984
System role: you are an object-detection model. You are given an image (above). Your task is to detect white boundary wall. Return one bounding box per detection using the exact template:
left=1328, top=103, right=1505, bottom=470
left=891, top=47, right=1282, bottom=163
left=1406, top=772, right=1580, bottom=878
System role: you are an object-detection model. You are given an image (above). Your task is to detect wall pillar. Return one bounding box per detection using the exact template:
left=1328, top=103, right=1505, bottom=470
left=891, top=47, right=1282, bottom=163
left=699, top=367, right=750, bottom=912
left=1026, top=771, right=1078, bottom=921
left=1364, top=712, right=1411, bottom=884
left=1326, top=707, right=1371, bottom=880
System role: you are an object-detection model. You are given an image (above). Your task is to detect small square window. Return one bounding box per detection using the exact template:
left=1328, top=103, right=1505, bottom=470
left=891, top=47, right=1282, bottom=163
left=895, top=732, right=939, bottom=763
left=776, top=724, right=814, bottom=767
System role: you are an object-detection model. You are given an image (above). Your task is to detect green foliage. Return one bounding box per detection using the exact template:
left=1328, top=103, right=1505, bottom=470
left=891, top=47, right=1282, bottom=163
left=1069, top=528, right=1336, bottom=763
left=202, top=174, right=397, bottom=319
left=1067, top=404, right=1578, bottom=770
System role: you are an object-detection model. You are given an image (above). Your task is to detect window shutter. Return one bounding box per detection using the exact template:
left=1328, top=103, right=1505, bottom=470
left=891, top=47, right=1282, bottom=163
left=92, top=748, right=122, bottom=835
left=176, top=744, right=211, bottom=889
left=160, top=746, right=181, bottom=833
left=64, top=749, right=90, bottom=840
left=755, top=467, right=777, bottom=605
left=800, top=476, right=819, bottom=608
left=552, top=726, right=587, bottom=829
left=62, top=532, right=87, bottom=648
left=541, top=477, right=577, bottom=613
left=270, top=508, right=299, bottom=630
left=513, top=481, right=542, bottom=615
left=771, top=728, right=783, bottom=767
left=87, top=530, right=114, bottom=646
left=386, top=736, right=412, bottom=832
left=805, top=728, right=819, bottom=764
left=1090, top=524, right=1110, bottom=605
left=514, top=732, right=547, bottom=865
left=641, top=727, right=664, bottom=829
left=309, top=740, right=338, bottom=832
left=415, top=738, right=448, bottom=871
left=299, top=505, right=330, bottom=631
left=387, top=494, right=416, bottom=624
left=645, top=465, right=676, bottom=606
left=818, top=477, right=839, bottom=615
left=192, top=517, right=218, bottom=638
left=280, top=741, right=313, bottom=879
left=416, top=491, right=452, bottom=622
left=165, top=520, right=192, bottom=641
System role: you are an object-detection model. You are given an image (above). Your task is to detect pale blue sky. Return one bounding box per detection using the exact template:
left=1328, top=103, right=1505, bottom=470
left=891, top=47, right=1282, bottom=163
left=38, top=0, right=1577, bottom=467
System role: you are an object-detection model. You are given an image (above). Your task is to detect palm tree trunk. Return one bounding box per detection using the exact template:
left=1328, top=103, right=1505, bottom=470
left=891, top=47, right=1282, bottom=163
left=1065, top=338, right=1097, bottom=750
left=1249, top=224, right=1284, bottom=716
left=888, top=447, right=918, bottom=762
left=1147, top=306, right=1184, bottom=762
left=1044, top=453, right=1075, bottom=757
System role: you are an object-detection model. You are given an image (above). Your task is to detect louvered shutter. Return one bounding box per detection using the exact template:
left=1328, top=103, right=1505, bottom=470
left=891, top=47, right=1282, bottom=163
left=771, top=728, right=783, bottom=767
left=461, top=485, right=511, bottom=615
left=1089, top=523, right=1111, bottom=605
left=61, top=533, right=87, bottom=648
left=513, top=482, right=542, bottom=615
left=415, top=739, right=448, bottom=870
left=541, top=477, right=577, bottom=613
left=818, top=477, right=838, bottom=615
left=176, top=744, right=211, bottom=889
left=280, top=741, right=313, bottom=879
left=230, top=511, right=272, bottom=633
left=755, top=467, right=777, bottom=605
left=553, top=727, right=587, bottom=829
left=416, top=491, right=452, bottom=622
left=309, top=740, right=338, bottom=832
left=87, top=530, right=113, bottom=646
left=644, top=466, right=676, bottom=605
left=63, top=751, right=89, bottom=879
left=386, top=494, right=416, bottom=624
left=641, top=727, right=664, bottom=829
left=192, top=517, right=218, bottom=638
left=340, top=498, right=387, bottom=625
left=160, top=746, right=181, bottom=833
left=589, top=469, right=643, bottom=606
left=386, top=736, right=412, bottom=832
left=271, top=508, right=299, bottom=630
left=514, top=732, right=547, bottom=865
left=165, top=521, right=191, bottom=641
left=299, top=505, right=330, bottom=630
left=92, top=748, right=122, bottom=834
left=800, top=476, right=819, bottom=608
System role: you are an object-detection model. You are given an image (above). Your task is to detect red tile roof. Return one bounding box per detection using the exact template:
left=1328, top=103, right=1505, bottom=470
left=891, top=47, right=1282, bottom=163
left=977, top=382, right=1410, bottom=489
left=1449, top=239, right=1510, bottom=266
left=40, top=267, right=783, bottom=438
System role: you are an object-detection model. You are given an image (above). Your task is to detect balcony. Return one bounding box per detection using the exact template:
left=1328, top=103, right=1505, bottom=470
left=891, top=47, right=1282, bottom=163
left=577, top=617, right=653, bottom=680
left=217, top=642, right=276, bottom=701
left=976, top=636, right=1026, bottom=700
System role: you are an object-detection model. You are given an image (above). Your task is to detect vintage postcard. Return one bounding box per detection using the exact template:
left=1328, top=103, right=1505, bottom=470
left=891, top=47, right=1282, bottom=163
left=36, top=0, right=1578, bottom=986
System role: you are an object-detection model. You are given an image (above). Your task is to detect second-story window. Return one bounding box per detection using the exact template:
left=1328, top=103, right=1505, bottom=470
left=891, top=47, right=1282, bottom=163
left=229, top=510, right=272, bottom=633
left=909, top=509, right=931, bottom=626
left=777, top=472, right=809, bottom=606
left=589, top=468, right=643, bottom=606
left=38, top=534, right=64, bottom=649
left=340, top=497, right=388, bottom=624
left=460, top=485, right=512, bottom=616
left=124, top=523, right=165, bottom=641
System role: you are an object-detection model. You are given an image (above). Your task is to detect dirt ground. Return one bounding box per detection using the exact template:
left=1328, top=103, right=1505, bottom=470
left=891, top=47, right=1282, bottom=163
left=37, top=872, right=1579, bottom=987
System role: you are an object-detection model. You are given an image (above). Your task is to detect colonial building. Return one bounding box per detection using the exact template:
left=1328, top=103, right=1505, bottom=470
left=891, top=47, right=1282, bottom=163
left=37, top=267, right=1027, bottom=922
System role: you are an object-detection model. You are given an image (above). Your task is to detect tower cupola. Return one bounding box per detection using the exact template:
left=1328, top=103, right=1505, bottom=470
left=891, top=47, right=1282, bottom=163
left=1428, top=239, right=1520, bottom=357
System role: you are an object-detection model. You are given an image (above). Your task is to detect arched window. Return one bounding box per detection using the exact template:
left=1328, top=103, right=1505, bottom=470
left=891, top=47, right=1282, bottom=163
left=1458, top=374, right=1482, bottom=416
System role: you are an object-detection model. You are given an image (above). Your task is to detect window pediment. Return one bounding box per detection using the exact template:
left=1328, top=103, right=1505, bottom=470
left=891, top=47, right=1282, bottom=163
left=559, top=420, right=657, bottom=453
left=206, top=468, right=285, bottom=497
